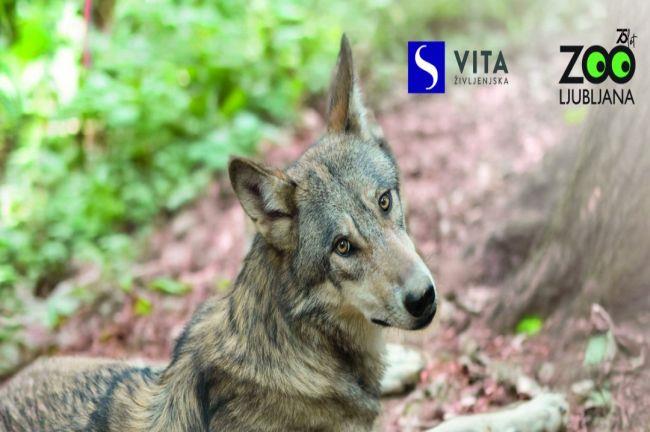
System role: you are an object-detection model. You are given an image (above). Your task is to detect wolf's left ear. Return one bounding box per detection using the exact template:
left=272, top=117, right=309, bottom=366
left=229, top=157, right=296, bottom=251
left=326, top=34, right=372, bottom=137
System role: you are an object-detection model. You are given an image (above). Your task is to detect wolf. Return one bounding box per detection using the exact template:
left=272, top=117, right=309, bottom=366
left=0, top=35, right=437, bottom=432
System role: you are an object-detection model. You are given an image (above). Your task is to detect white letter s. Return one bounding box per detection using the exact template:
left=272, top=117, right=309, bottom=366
left=415, top=45, right=438, bottom=90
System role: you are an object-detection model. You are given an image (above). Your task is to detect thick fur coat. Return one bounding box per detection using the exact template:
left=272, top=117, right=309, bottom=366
left=0, top=35, right=436, bottom=432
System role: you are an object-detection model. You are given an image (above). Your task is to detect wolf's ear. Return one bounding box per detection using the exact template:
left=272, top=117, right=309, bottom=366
left=229, top=157, right=296, bottom=250
left=326, top=34, right=370, bottom=136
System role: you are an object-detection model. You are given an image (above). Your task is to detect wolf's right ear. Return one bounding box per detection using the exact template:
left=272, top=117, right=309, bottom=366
left=229, top=157, right=296, bottom=251
left=326, top=34, right=370, bottom=137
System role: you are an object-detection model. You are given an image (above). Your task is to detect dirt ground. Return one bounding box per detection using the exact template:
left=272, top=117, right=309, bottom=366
left=52, top=77, right=648, bottom=431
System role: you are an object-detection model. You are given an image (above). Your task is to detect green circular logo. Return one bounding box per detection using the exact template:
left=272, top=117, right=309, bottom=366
left=586, top=51, right=606, bottom=79
left=581, top=46, right=610, bottom=84
left=611, top=51, right=632, bottom=79
left=608, top=45, right=636, bottom=84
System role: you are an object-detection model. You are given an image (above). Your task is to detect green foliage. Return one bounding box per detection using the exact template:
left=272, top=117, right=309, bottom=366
left=1, top=0, right=347, bottom=327
left=583, top=332, right=616, bottom=366
left=515, top=314, right=543, bottom=335
left=134, top=296, right=152, bottom=316
left=584, top=334, right=607, bottom=365
left=149, top=277, right=189, bottom=296
left=587, top=387, right=612, bottom=408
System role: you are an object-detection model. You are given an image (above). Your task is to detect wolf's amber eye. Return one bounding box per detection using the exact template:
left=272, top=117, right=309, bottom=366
left=334, top=238, right=351, bottom=256
left=378, top=191, right=392, bottom=212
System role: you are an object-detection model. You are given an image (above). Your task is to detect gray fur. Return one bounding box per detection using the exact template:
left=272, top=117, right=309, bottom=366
left=0, top=35, right=436, bottom=432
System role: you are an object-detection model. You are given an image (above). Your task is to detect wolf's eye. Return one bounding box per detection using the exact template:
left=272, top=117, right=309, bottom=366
left=334, top=238, right=352, bottom=256
left=378, top=191, right=392, bottom=212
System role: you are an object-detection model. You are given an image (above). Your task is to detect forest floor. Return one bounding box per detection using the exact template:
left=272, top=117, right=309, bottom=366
left=51, top=78, right=649, bottom=431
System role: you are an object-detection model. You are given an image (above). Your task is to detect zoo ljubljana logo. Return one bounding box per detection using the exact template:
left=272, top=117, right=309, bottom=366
left=559, top=29, right=637, bottom=105
left=408, top=41, right=445, bottom=93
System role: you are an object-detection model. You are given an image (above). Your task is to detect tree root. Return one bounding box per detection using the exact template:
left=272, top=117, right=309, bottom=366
left=428, top=393, right=568, bottom=432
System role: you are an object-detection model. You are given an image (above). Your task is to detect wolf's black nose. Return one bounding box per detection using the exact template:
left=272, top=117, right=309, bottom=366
left=404, top=284, right=435, bottom=318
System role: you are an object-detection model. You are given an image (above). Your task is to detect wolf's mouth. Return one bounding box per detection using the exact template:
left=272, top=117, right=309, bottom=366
left=371, top=318, right=391, bottom=327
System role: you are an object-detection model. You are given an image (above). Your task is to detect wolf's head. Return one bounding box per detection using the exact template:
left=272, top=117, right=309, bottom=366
left=229, top=35, right=436, bottom=331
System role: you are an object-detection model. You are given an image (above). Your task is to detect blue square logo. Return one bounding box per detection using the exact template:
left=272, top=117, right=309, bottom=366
left=408, top=41, right=445, bottom=93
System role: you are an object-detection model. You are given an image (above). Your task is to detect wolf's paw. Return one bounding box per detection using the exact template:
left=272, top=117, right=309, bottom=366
left=380, top=343, right=425, bottom=396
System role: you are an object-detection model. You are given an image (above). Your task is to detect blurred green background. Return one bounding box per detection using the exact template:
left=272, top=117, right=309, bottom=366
left=0, top=0, right=587, bottom=372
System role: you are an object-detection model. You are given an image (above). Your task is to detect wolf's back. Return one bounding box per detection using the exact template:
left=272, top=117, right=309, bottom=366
left=0, top=357, right=156, bottom=432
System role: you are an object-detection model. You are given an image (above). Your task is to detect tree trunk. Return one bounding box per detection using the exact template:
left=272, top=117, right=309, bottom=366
left=488, top=2, right=650, bottom=331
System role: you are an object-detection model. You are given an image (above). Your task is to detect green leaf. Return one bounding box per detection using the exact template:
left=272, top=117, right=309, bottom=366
left=515, top=315, right=543, bottom=335
left=45, top=293, right=80, bottom=328
left=587, top=388, right=612, bottom=408
left=220, top=88, right=247, bottom=118
left=583, top=332, right=615, bottom=366
left=134, top=297, right=153, bottom=316
left=149, top=277, right=190, bottom=296
left=0, top=342, right=21, bottom=376
left=119, top=273, right=134, bottom=293
left=0, top=265, right=17, bottom=285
